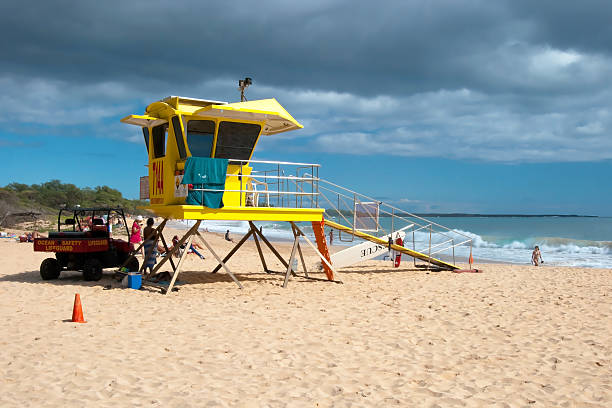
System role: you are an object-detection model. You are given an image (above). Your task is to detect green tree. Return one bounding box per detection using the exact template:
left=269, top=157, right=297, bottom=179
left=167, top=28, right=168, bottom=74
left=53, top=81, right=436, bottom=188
left=1, top=180, right=150, bottom=216
left=93, top=186, right=124, bottom=206
left=5, top=183, right=29, bottom=192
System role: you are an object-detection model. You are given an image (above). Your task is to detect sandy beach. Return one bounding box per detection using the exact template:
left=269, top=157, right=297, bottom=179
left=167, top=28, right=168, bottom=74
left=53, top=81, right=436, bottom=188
left=0, top=227, right=610, bottom=407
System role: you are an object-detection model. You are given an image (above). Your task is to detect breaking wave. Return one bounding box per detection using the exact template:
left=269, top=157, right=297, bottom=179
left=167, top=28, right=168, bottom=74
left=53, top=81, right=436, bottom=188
left=448, top=229, right=611, bottom=268
left=168, top=221, right=611, bottom=268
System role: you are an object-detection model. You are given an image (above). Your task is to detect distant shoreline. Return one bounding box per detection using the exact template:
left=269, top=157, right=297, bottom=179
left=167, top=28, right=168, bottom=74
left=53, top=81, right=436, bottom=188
left=328, top=210, right=602, bottom=218
left=405, top=213, right=598, bottom=218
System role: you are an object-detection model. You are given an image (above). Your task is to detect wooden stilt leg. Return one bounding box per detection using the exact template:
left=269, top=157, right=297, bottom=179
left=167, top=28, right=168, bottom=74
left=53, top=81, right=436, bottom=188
left=290, top=223, right=308, bottom=278
left=251, top=223, right=289, bottom=269
left=147, top=221, right=201, bottom=278
left=158, top=233, right=177, bottom=272
left=283, top=234, right=300, bottom=288
left=120, top=218, right=169, bottom=271
left=166, top=234, right=194, bottom=295
left=296, top=243, right=308, bottom=277
left=211, top=229, right=253, bottom=273
left=195, top=231, right=243, bottom=289
left=251, top=224, right=269, bottom=273
left=292, top=223, right=341, bottom=283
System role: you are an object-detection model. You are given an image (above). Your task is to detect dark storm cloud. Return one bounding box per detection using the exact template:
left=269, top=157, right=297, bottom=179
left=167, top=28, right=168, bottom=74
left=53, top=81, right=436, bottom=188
left=3, top=0, right=609, bottom=95
left=507, top=0, right=612, bottom=53
left=2, top=1, right=612, bottom=162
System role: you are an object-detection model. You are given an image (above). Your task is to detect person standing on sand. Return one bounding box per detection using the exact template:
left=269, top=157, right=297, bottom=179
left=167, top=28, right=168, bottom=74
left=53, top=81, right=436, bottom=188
left=130, top=215, right=144, bottom=256
left=142, top=218, right=160, bottom=274
left=532, top=245, right=544, bottom=266
left=328, top=229, right=333, bottom=245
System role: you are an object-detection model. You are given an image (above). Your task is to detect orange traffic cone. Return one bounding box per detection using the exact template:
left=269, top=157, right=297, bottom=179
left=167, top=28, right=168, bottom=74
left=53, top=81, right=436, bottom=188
left=71, top=293, right=86, bottom=323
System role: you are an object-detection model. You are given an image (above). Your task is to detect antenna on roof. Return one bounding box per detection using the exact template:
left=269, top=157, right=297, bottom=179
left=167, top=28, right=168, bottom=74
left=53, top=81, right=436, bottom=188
left=238, top=77, right=252, bottom=102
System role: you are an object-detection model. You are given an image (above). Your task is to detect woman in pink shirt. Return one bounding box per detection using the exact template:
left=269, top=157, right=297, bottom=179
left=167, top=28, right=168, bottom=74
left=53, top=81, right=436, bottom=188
left=130, top=215, right=144, bottom=256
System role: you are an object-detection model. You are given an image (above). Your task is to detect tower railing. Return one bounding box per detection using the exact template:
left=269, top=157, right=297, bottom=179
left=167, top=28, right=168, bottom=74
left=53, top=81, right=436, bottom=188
left=304, top=175, right=473, bottom=267
left=189, top=159, right=320, bottom=208
left=176, top=159, right=473, bottom=266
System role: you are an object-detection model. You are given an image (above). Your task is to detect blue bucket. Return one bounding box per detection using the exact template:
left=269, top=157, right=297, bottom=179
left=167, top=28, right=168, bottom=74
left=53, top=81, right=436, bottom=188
left=127, top=273, right=142, bottom=290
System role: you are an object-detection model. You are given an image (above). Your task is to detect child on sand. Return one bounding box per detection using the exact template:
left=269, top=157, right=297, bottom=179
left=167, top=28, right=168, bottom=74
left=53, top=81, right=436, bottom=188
left=142, top=218, right=164, bottom=274
left=531, top=245, right=543, bottom=266
left=169, top=235, right=205, bottom=259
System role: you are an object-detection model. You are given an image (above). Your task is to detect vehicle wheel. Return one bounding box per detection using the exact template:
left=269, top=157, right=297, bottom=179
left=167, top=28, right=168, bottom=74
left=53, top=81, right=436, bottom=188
left=126, top=257, right=139, bottom=272
left=40, top=258, right=61, bottom=280
left=55, top=252, right=69, bottom=268
left=83, top=258, right=103, bottom=281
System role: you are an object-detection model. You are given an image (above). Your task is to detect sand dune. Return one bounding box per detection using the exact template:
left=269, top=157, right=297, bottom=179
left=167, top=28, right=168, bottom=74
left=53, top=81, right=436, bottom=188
left=0, top=229, right=610, bottom=407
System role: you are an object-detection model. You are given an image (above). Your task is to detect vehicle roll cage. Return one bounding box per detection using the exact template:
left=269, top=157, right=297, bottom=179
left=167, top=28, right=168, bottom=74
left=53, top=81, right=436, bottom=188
left=57, top=207, right=130, bottom=238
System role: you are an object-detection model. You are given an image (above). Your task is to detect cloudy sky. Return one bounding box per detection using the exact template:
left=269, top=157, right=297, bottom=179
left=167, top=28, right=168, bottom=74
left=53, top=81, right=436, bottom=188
left=1, top=1, right=611, bottom=215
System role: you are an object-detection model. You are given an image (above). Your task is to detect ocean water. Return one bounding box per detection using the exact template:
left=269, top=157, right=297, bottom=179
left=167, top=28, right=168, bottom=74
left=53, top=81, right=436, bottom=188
left=426, top=216, right=612, bottom=269
left=171, top=216, right=612, bottom=269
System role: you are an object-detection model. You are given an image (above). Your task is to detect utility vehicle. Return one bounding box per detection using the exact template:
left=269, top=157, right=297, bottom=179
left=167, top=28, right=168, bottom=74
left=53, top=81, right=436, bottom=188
left=34, top=207, right=138, bottom=281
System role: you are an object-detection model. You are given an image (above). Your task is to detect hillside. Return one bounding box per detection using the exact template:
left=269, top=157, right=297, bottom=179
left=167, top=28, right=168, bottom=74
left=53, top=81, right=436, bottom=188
left=0, top=180, right=149, bottom=227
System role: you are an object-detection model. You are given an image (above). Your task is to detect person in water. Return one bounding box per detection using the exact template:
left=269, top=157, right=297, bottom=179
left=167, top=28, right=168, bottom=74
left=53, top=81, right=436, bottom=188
left=531, top=245, right=544, bottom=266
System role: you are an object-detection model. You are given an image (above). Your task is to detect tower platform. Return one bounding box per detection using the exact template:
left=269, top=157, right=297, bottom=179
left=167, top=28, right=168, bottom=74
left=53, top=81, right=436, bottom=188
left=147, top=205, right=324, bottom=222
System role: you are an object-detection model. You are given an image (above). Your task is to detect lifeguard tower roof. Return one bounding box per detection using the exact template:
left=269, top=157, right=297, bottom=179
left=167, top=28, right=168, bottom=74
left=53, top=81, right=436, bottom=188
left=122, top=96, right=302, bottom=135
left=162, top=96, right=228, bottom=107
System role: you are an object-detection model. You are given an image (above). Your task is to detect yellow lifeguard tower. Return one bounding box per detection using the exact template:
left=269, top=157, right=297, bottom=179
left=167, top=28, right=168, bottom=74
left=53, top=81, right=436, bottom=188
left=122, top=95, right=324, bottom=222
left=121, top=95, right=338, bottom=290
left=121, top=90, right=471, bottom=293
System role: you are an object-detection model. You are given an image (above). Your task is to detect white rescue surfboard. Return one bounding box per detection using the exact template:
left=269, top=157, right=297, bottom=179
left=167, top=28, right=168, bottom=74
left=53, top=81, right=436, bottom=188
left=330, top=226, right=411, bottom=269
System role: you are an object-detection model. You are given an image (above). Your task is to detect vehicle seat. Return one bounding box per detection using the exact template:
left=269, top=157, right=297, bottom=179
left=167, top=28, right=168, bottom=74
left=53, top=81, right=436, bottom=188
left=48, top=231, right=90, bottom=238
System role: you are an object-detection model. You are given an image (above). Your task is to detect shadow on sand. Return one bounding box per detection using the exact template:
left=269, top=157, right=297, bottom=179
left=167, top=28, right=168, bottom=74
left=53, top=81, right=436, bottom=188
left=0, top=267, right=339, bottom=289
left=331, top=264, right=445, bottom=274
left=0, top=269, right=120, bottom=287
left=0, top=260, right=447, bottom=294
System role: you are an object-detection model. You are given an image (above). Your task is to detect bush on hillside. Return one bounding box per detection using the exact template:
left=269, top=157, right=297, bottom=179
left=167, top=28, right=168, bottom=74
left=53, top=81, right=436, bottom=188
left=0, top=180, right=150, bottom=226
